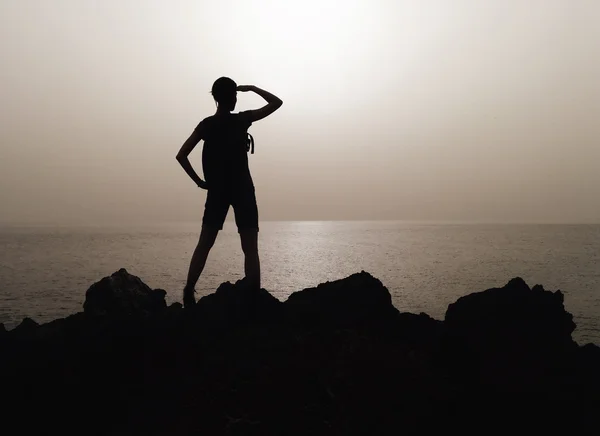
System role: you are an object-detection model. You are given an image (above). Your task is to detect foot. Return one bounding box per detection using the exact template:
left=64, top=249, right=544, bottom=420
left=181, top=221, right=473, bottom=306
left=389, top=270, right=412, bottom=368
left=183, top=285, right=196, bottom=308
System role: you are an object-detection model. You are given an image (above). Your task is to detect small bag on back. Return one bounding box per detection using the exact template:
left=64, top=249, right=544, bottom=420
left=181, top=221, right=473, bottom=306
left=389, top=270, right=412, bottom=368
left=246, top=133, right=254, bottom=154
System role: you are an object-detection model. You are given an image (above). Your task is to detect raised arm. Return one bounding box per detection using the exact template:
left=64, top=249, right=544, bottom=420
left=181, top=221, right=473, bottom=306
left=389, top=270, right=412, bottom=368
left=176, top=123, right=208, bottom=189
left=237, top=85, right=283, bottom=122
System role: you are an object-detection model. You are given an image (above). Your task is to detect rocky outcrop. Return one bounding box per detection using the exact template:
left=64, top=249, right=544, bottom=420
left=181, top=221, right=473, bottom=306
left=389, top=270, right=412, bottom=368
left=445, top=277, right=577, bottom=352
left=441, top=276, right=596, bottom=427
left=0, top=270, right=598, bottom=435
left=444, top=277, right=581, bottom=389
left=83, top=268, right=167, bottom=317
left=12, top=316, right=39, bottom=334
left=284, top=271, right=398, bottom=327
left=191, top=278, right=284, bottom=329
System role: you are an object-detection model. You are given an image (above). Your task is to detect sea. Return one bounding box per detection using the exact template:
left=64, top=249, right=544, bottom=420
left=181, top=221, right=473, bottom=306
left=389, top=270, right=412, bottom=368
left=0, top=221, right=598, bottom=345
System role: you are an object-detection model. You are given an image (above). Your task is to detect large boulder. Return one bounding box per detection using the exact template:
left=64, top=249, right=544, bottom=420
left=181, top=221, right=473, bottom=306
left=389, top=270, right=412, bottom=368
left=284, top=271, right=399, bottom=327
left=83, top=268, right=166, bottom=317
left=444, top=277, right=579, bottom=391
left=9, top=317, right=39, bottom=338
left=192, top=278, right=283, bottom=329
left=445, top=277, right=576, bottom=350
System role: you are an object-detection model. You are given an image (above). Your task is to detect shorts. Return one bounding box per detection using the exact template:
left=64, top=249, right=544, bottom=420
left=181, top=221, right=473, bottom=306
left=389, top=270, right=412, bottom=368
left=202, top=185, right=259, bottom=232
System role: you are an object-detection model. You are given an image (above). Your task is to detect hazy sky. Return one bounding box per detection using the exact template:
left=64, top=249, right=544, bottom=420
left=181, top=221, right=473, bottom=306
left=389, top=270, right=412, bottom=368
left=1, top=0, right=599, bottom=225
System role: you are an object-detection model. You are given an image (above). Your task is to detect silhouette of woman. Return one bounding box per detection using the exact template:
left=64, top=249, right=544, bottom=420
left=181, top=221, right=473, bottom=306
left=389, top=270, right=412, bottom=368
left=176, top=78, right=283, bottom=307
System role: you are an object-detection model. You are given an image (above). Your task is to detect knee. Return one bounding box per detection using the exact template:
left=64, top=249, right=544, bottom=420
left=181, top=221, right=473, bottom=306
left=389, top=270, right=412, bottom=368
left=198, top=228, right=218, bottom=250
left=198, top=238, right=215, bottom=252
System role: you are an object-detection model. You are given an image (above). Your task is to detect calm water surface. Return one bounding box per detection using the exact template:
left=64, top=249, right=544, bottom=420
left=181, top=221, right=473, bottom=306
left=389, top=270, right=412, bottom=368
left=0, top=221, right=598, bottom=344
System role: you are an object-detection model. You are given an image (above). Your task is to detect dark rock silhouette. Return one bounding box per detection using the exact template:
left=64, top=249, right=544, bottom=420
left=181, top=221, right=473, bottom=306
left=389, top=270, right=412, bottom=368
left=83, top=267, right=167, bottom=316
left=1, top=269, right=598, bottom=435
left=284, top=271, right=398, bottom=327
left=192, top=278, right=284, bottom=329
left=444, top=277, right=581, bottom=392
left=13, top=316, right=39, bottom=333
left=446, top=277, right=577, bottom=351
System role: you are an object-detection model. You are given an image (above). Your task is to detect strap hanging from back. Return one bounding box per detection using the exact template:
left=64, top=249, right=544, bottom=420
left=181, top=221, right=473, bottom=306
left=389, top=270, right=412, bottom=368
left=246, top=133, right=254, bottom=154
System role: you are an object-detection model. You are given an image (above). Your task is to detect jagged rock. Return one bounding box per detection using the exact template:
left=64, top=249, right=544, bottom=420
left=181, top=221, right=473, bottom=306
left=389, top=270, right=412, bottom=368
left=580, top=342, right=600, bottom=359
left=444, top=277, right=579, bottom=392
left=1, top=271, right=598, bottom=435
left=83, top=268, right=166, bottom=317
left=193, top=278, right=283, bottom=329
left=445, top=277, right=576, bottom=351
left=13, top=317, right=39, bottom=334
left=284, top=271, right=398, bottom=327
left=169, top=302, right=183, bottom=311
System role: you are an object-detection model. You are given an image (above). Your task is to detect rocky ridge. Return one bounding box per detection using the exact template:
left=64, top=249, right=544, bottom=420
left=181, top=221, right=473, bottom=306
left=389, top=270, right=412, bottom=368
left=1, top=268, right=598, bottom=435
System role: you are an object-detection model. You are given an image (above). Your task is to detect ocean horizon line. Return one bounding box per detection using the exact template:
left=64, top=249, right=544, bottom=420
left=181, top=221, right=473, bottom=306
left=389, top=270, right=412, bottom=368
left=2, top=219, right=600, bottom=229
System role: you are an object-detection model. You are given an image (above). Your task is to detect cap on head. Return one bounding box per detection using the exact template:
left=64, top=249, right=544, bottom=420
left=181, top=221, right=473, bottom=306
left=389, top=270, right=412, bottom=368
left=211, top=77, right=237, bottom=105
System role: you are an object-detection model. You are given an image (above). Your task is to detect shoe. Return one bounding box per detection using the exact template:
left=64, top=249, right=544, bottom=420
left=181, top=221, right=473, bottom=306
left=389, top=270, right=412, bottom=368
left=183, top=286, right=196, bottom=308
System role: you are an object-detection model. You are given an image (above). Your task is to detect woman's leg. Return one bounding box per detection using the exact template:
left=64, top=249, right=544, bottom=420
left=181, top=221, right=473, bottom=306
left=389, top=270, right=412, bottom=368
left=240, top=229, right=260, bottom=290
left=183, top=225, right=219, bottom=306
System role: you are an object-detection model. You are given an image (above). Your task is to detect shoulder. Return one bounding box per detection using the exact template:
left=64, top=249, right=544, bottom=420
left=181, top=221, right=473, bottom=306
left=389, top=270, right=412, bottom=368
left=196, top=115, right=214, bottom=128
left=194, top=116, right=214, bottom=136
left=237, top=111, right=253, bottom=128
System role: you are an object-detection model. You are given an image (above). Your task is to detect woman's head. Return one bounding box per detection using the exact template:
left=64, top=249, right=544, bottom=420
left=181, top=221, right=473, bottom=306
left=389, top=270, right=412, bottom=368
left=211, top=77, right=237, bottom=111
